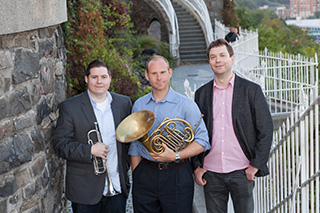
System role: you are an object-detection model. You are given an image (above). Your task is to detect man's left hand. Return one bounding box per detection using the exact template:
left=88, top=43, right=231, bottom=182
left=149, top=143, right=175, bottom=162
left=245, top=165, right=258, bottom=181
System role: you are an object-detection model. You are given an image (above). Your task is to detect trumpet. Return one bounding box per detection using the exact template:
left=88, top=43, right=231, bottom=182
left=87, top=122, right=116, bottom=196
left=115, top=110, right=202, bottom=154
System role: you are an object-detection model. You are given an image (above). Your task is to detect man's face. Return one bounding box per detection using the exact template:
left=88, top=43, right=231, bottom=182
left=145, top=59, right=172, bottom=92
left=85, top=66, right=111, bottom=99
left=208, top=45, right=234, bottom=77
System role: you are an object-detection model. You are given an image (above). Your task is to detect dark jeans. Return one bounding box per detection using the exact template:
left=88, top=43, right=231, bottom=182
left=203, top=169, right=255, bottom=213
left=72, top=193, right=126, bottom=213
left=132, top=159, right=194, bottom=213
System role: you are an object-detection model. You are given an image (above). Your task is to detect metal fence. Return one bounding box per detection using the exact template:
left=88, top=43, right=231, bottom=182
left=234, top=50, right=318, bottom=114
left=255, top=94, right=320, bottom=213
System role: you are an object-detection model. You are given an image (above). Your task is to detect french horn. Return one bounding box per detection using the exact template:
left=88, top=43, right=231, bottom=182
left=115, top=110, right=202, bottom=154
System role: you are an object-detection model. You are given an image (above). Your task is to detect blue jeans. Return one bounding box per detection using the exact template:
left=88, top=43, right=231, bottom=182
left=72, top=193, right=126, bottom=213
left=203, top=169, right=255, bottom=213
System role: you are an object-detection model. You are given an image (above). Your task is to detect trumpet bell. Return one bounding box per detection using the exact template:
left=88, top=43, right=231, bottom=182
left=116, top=110, right=155, bottom=143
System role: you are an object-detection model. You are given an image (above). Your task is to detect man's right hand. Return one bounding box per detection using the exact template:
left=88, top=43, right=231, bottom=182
left=91, top=142, right=109, bottom=159
left=194, top=167, right=207, bottom=186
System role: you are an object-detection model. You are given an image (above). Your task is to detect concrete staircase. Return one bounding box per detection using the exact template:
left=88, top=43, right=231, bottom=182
left=172, top=1, right=207, bottom=63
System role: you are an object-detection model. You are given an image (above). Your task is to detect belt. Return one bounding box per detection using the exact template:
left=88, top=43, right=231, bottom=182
left=142, top=158, right=186, bottom=170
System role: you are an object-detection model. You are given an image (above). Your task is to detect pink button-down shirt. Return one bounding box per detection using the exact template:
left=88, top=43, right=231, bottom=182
left=203, top=74, right=250, bottom=173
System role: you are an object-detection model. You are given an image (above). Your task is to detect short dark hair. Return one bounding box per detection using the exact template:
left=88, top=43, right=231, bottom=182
left=146, top=55, right=170, bottom=73
left=85, top=59, right=110, bottom=76
left=206, top=38, right=234, bottom=59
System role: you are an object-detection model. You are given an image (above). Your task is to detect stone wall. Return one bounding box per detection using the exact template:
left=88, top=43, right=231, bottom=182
left=0, top=25, right=67, bottom=213
left=204, top=0, right=224, bottom=28
left=131, top=0, right=169, bottom=43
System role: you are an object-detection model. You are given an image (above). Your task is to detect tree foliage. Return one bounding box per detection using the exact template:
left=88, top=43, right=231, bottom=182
left=62, top=0, right=147, bottom=100
left=236, top=7, right=320, bottom=58
left=222, top=0, right=239, bottom=27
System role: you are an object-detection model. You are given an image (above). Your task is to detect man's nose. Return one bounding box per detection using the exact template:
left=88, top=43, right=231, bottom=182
left=215, top=56, right=222, bottom=62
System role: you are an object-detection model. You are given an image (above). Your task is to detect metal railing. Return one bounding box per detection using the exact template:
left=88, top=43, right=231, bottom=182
left=157, top=0, right=180, bottom=57
left=175, top=0, right=214, bottom=45
left=234, top=50, right=318, bottom=114
left=255, top=94, right=320, bottom=213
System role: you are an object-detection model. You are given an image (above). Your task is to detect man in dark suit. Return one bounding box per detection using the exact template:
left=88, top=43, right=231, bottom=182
left=53, top=59, right=132, bottom=213
left=192, top=39, right=273, bottom=213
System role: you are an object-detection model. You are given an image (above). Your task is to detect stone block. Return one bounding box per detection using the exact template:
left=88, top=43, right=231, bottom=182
left=23, top=180, right=41, bottom=200
left=9, top=194, right=20, bottom=205
left=0, top=137, right=16, bottom=174
left=36, top=100, right=51, bottom=125
left=31, top=127, right=45, bottom=153
left=0, top=174, right=17, bottom=197
left=0, top=133, right=33, bottom=175
left=39, top=39, right=54, bottom=58
left=0, top=119, right=14, bottom=141
left=13, top=111, right=35, bottom=131
left=0, top=50, right=13, bottom=70
left=40, top=58, right=55, bottom=94
left=55, top=78, right=66, bottom=105
left=31, top=80, right=41, bottom=104
left=0, top=198, right=7, bottom=213
left=20, top=195, right=39, bottom=212
left=30, top=156, right=46, bottom=178
left=11, top=88, right=32, bottom=116
left=13, top=132, right=34, bottom=165
left=15, top=169, right=29, bottom=188
left=13, top=49, right=40, bottom=84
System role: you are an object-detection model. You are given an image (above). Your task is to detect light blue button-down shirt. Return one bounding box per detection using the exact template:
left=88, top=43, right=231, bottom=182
left=88, top=90, right=121, bottom=195
left=128, top=87, right=210, bottom=162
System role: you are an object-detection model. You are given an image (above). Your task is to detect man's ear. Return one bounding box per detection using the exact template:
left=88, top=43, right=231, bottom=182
left=85, top=75, right=88, bottom=84
left=145, top=71, right=149, bottom=81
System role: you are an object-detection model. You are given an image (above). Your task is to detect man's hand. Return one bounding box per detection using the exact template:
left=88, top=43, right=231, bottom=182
left=149, top=143, right=175, bottom=162
left=194, top=167, right=207, bottom=186
left=91, top=142, right=109, bottom=159
left=245, top=165, right=259, bottom=181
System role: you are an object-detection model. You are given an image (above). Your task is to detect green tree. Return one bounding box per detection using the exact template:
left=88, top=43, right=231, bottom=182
left=62, top=0, right=147, bottom=100
left=236, top=7, right=320, bottom=58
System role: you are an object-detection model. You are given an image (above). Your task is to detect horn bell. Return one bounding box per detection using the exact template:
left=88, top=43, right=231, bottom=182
left=116, top=110, right=155, bottom=143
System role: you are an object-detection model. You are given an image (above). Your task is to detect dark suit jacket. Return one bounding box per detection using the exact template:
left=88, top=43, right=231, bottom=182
left=53, top=91, right=132, bottom=205
left=225, top=32, right=239, bottom=43
left=192, top=75, right=273, bottom=177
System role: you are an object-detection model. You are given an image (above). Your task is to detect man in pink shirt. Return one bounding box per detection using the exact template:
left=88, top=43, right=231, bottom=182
left=192, top=39, right=273, bottom=213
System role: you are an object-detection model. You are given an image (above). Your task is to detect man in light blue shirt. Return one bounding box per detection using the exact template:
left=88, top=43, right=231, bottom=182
left=128, top=55, right=210, bottom=213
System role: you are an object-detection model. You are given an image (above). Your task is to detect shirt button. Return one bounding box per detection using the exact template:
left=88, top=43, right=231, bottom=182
left=222, top=114, right=224, bottom=117
left=222, top=102, right=225, bottom=105
left=222, top=152, right=224, bottom=155
left=222, top=127, right=224, bottom=130
left=222, top=140, right=224, bottom=143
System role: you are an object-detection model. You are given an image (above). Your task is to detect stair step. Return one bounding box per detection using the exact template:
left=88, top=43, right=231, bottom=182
left=172, top=1, right=207, bottom=64
left=180, top=49, right=206, bottom=54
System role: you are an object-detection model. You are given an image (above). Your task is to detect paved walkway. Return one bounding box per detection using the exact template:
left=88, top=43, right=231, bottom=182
left=171, top=63, right=213, bottom=95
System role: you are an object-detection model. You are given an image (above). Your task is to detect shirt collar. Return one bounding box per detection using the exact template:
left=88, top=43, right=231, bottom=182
left=213, top=72, right=235, bottom=89
left=87, top=90, right=112, bottom=107
left=146, top=87, right=176, bottom=104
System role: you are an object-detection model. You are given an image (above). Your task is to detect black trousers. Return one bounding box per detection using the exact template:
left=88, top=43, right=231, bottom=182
left=72, top=193, right=126, bottom=213
left=132, top=159, right=194, bottom=213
